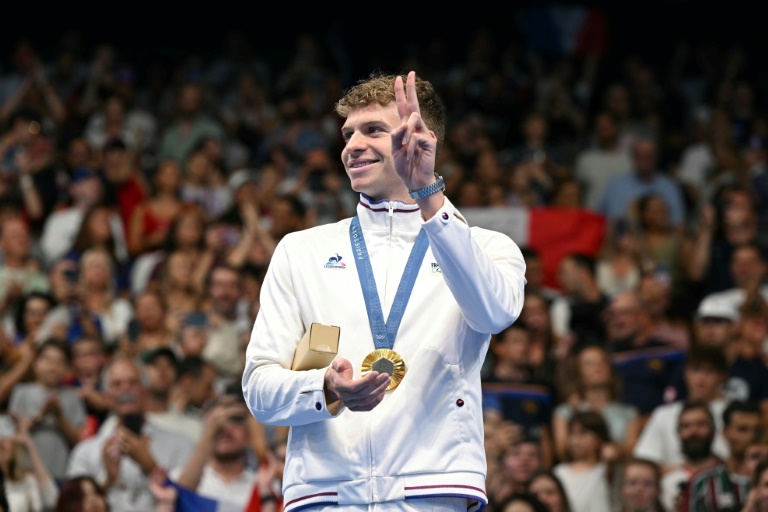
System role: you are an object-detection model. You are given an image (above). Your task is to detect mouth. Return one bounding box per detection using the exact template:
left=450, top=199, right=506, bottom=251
left=348, top=159, right=377, bottom=171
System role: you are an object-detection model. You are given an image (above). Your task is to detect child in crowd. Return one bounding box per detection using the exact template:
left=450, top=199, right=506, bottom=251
left=552, top=410, right=613, bottom=512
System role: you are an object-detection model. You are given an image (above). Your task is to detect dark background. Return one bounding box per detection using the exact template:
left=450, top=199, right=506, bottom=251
left=1, top=4, right=761, bottom=81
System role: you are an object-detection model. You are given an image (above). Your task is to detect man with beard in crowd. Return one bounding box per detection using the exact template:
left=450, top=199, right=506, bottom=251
left=661, top=401, right=748, bottom=512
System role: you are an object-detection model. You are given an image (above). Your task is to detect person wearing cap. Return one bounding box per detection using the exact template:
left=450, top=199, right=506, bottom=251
left=667, top=295, right=768, bottom=428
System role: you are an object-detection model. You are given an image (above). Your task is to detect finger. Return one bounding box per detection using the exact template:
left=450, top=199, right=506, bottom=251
left=341, top=375, right=390, bottom=409
left=395, top=75, right=408, bottom=123
left=338, top=371, right=389, bottom=397
left=405, top=71, right=419, bottom=114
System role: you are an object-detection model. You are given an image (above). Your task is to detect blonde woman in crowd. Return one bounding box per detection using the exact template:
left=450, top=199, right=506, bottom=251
left=0, top=413, right=58, bottom=511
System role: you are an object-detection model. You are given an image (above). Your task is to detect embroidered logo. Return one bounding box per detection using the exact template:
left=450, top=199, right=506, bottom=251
left=324, top=253, right=346, bottom=269
left=431, top=262, right=442, bottom=275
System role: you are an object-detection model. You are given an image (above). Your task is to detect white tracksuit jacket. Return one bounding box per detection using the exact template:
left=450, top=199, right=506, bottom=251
left=242, top=195, right=526, bottom=511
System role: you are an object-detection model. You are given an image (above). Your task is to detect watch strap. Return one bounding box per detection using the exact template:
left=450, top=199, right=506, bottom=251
left=408, top=174, right=445, bottom=200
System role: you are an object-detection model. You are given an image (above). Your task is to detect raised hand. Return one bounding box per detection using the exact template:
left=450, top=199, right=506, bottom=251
left=391, top=71, right=438, bottom=191
left=324, top=357, right=391, bottom=412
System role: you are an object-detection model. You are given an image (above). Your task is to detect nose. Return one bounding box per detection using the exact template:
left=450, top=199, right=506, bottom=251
left=344, top=131, right=366, bottom=153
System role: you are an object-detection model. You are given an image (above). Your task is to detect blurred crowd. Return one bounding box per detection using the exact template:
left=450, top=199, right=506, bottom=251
left=0, top=24, right=766, bottom=512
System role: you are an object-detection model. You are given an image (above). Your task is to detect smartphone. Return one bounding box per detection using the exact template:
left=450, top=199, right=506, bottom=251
left=122, top=413, right=144, bottom=435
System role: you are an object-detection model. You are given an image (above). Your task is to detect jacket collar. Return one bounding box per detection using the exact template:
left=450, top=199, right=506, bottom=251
left=355, top=194, right=423, bottom=233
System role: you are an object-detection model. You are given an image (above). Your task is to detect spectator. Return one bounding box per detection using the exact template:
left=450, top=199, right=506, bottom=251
left=97, top=137, right=147, bottom=238
left=156, top=81, right=226, bottom=167
left=617, top=457, right=664, bottom=512
left=527, top=469, right=572, bottom=512
left=180, top=143, right=232, bottom=222
left=552, top=410, right=613, bottom=512
left=549, top=252, right=610, bottom=353
left=742, top=457, right=768, bottom=512
left=605, top=290, right=685, bottom=417
left=38, top=165, right=119, bottom=267
left=698, top=241, right=768, bottom=318
left=670, top=296, right=768, bottom=427
left=687, top=185, right=767, bottom=296
left=633, top=344, right=731, bottom=472
left=127, top=159, right=187, bottom=259
left=0, top=216, right=49, bottom=321
left=122, top=290, right=174, bottom=356
left=597, top=136, right=686, bottom=233
left=573, top=110, right=633, bottom=212
left=200, top=264, right=246, bottom=380
left=66, top=336, right=110, bottom=439
left=0, top=412, right=59, bottom=510
left=552, top=344, right=641, bottom=462
left=170, top=392, right=281, bottom=511
left=66, top=355, right=195, bottom=512
left=67, top=204, right=130, bottom=292
left=674, top=401, right=749, bottom=512
left=130, top=204, right=211, bottom=298
left=519, top=292, right=561, bottom=387
left=140, top=346, right=201, bottom=443
left=483, top=321, right=555, bottom=467
left=721, top=400, right=761, bottom=479
left=8, top=338, right=86, bottom=482
left=55, top=475, right=109, bottom=511
left=73, top=247, right=133, bottom=348
left=9, top=290, right=54, bottom=346
left=496, top=492, right=550, bottom=512
left=488, top=436, right=544, bottom=509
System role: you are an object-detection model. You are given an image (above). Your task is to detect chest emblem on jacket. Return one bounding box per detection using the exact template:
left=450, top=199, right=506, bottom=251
left=431, top=262, right=442, bottom=275
left=324, top=253, right=346, bottom=269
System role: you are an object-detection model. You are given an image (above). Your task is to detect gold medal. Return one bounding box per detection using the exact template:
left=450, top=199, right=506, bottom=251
left=361, top=349, right=406, bottom=391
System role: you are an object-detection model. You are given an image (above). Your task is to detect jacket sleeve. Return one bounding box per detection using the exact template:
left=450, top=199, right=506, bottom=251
left=421, top=198, right=527, bottom=335
left=241, top=239, right=344, bottom=427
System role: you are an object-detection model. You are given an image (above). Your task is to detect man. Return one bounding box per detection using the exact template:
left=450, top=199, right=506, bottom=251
left=549, top=252, right=609, bottom=353
left=699, top=241, right=768, bottom=315
left=605, top=290, right=685, bottom=417
left=670, top=295, right=768, bottom=427
left=141, top=346, right=203, bottom=442
left=721, top=400, right=761, bottom=478
left=671, top=402, right=750, bottom=512
left=66, top=355, right=195, bottom=512
left=202, top=264, right=248, bottom=380
left=171, top=391, right=281, bottom=511
left=597, top=136, right=686, bottom=231
left=573, top=110, right=633, bottom=212
left=633, top=345, right=731, bottom=472
left=242, top=71, right=526, bottom=511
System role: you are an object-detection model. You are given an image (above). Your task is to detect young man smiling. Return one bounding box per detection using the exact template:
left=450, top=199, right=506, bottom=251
left=242, top=71, right=527, bottom=511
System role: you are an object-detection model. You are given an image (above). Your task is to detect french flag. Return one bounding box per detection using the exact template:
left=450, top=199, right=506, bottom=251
left=462, top=206, right=606, bottom=289
left=167, top=481, right=282, bottom=512
left=516, top=4, right=607, bottom=57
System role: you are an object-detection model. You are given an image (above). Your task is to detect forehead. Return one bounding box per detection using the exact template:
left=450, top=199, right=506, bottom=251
left=341, top=102, right=399, bottom=130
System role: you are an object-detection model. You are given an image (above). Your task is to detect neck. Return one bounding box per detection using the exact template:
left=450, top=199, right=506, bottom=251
left=686, top=454, right=718, bottom=472
left=583, top=385, right=611, bottom=407
left=144, top=391, right=169, bottom=413
left=210, top=455, right=247, bottom=481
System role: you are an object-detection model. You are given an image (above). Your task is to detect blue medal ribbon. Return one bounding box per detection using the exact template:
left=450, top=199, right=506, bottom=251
left=349, top=215, right=429, bottom=350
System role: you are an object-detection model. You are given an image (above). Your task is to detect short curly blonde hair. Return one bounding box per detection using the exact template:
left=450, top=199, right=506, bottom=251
left=334, top=71, right=446, bottom=150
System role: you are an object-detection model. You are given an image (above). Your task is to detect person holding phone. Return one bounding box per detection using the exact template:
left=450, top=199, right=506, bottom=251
left=66, top=355, right=195, bottom=512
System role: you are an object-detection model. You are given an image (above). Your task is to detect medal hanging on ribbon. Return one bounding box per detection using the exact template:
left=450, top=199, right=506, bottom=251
left=350, top=216, right=428, bottom=391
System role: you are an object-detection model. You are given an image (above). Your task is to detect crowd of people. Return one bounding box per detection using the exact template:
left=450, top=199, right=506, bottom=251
left=0, top=24, right=766, bottom=512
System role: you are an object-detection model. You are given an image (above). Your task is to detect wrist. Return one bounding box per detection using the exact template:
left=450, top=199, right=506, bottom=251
left=408, top=173, right=445, bottom=200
